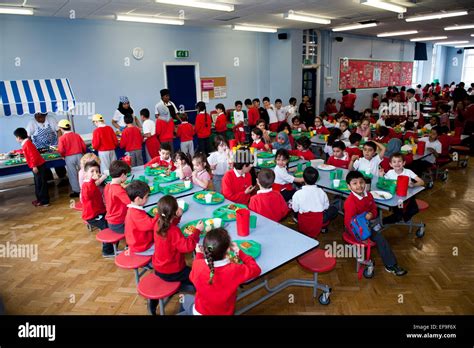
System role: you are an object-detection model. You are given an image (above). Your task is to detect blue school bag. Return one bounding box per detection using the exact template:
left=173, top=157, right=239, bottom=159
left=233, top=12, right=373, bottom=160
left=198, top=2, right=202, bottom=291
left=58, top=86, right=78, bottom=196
left=350, top=212, right=372, bottom=241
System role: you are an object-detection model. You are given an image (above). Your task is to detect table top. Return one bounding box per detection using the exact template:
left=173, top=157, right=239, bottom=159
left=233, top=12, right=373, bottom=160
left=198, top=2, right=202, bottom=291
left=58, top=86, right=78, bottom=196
left=310, top=135, right=327, bottom=146
left=131, top=166, right=202, bottom=206
left=254, top=152, right=307, bottom=169
left=177, top=196, right=319, bottom=279
left=315, top=167, right=424, bottom=209
left=0, top=154, right=64, bottom=170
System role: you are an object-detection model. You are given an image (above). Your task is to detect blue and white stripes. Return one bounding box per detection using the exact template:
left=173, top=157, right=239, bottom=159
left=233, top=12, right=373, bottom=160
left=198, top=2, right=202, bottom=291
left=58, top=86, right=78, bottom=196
left=0, top=79, right=76, bottom=116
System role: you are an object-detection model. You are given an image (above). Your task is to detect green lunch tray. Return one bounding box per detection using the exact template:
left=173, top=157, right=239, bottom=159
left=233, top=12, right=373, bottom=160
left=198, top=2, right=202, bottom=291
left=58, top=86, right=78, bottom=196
left=359, top=171, right=373, bottom=179
left=229, top=240, right=261, bottom=262
left=145, top=166, right=169, bottom=176
left=258, top=160, right=276, bottom=168
left=180, top=218, right=215, bottom=237
left=4, top=158, right=26, bottom=165
left=376, top=178, right=397, bottom=194
left=147, top=202, right=189, bottom=217
left=161, top=182, right=194, bottom=195
left=292, top=131, right=312, bottom=139
left=192, top=191, right=225, bottom=205
left=42, top=153, right=61, bottom=160
left=257, top=152, right=275, bottom=159
left=331, top=180, right=350, bottom=192
left=212, top=203, right=248, bottom=222
left=104, top=172, right=132, bottom=184
left=269, top=132, right=277, bottom=137
left=289, top=155, right=300, bottom=163
left=152, top=171, right=178, bottom=184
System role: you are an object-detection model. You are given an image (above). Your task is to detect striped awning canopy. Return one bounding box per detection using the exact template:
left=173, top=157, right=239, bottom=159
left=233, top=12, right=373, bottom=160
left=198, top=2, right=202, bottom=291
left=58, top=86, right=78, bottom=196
left=0, top=79, right=76, bottom=117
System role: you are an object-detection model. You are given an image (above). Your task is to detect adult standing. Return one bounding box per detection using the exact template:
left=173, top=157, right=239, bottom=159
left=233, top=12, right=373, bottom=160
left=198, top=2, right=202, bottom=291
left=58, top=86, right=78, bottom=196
left=26, top=112, right=67, bottom=185
left=155, top=89, right=179, bottom=122
left=452, top=82, right=468, bottom=106
left=112, top=96, right=141, bottom=131
left=298, top=95, right=314, bottom=128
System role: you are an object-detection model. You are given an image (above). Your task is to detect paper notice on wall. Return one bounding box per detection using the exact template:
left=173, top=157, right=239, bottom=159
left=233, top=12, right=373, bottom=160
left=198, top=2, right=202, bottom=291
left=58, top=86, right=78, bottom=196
left=202, top=91, right=210, bottom=103
left=214, top=86, right=227, bottom=99
left=373, top=68, right=381, bottom=82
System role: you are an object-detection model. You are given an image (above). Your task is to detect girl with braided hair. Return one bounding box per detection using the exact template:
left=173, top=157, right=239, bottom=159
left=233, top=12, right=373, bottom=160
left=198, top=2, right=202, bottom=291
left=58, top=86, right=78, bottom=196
left=179, top=228, right=261, bottom=315
left=149, top=195, right=204, bottom=315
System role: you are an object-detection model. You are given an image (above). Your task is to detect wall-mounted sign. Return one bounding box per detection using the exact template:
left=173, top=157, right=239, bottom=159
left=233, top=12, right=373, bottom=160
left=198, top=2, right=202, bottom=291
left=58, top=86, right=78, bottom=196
left=175, top=50, right=190, bottom=59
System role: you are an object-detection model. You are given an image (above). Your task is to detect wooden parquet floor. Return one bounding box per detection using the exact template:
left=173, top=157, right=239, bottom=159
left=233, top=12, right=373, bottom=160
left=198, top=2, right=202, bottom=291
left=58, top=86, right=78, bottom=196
left=1, top=160, right=473, bottom=315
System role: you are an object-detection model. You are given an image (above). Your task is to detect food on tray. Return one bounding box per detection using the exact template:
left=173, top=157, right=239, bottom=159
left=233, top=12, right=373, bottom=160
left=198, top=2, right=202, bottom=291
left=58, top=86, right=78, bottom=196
left=152, top=208, right=158, bottom=215
left=240, top=241, right=252, bottom=250
left=183, top=225, right=195, bottom=236
left=227, top=213, right=236, bottom=219
left=196, top=193, right=205, bottom=199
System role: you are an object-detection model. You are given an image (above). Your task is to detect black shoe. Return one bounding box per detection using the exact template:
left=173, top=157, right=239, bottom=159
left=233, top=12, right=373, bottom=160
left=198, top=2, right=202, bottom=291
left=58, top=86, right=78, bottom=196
left=102, top=252, right=115, bottom=259
left=385, top=264, right=407, bottom=276
left=69, top=192, right=80, bottom=198
left=147, top=299, right=158, bottom=315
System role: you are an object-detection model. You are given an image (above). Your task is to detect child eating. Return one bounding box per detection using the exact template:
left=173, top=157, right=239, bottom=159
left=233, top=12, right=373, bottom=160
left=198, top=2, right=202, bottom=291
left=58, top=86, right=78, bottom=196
left=349, top=140, right=385, bottom=176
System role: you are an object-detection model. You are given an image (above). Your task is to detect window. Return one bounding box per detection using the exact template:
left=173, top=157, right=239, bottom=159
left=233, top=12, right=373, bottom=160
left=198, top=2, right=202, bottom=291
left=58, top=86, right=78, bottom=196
left=429, top=44, right=437, bottom=83
left=461, top=49, right=474, bottom=85
left=302, top=29, right=317, bottom=65
left=412, top=60, right=424, bottom=87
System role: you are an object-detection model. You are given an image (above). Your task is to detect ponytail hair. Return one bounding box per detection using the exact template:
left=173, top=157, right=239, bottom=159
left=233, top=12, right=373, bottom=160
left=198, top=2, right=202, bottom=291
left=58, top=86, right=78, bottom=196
left=196, top=101, right=209, bottom=128
left=203, top=228, right=231, bottom=284
left=156, top=195, right=178, bottom=237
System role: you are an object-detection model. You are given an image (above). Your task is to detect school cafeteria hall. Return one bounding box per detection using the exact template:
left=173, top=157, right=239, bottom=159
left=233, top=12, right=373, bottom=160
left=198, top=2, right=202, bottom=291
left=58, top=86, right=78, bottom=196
left=0, top=0, right=473, bottom=338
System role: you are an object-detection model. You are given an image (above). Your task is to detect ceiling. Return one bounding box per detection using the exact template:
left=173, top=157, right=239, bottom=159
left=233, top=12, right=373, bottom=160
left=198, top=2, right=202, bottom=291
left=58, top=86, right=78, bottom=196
left=1, top=0, right=473, bottom=45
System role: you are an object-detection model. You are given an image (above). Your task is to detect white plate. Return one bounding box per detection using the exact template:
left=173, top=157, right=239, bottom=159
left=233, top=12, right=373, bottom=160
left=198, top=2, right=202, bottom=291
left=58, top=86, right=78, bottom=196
left=371, top=191, right=393, bottom=200
left=317, top=164, right=336, bottom=171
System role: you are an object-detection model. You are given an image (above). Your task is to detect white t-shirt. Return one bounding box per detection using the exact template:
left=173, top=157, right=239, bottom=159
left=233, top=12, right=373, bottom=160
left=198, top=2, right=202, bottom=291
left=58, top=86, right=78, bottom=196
left=292, top=185, right=329, bottom=214
left=142, top=119, right=156, bottom=136
left=112, top=109, right=126, bottom=128
left=274, top=165, right=294, bottom=185
left=353, top=155, right=383, bottom=176
left=340, top=129, right=351, bottom=141
left=207, top=151, right=229, bottom=176
left=233, top=110, right=245, bottom=125
left=419, top=137, right=442, bottom=164
left=323, top=144, right=333, bottom=156
left=266, top=105, right=278, bottom=124
left=26, top=115, right=58, bottom=137
left=155, top=100, right=178, bottom=116
left=276, top=108, right=286, bottom=122
left=285, top=105, right=297, bottom=123
left=384, top=168, right=418, bottom=180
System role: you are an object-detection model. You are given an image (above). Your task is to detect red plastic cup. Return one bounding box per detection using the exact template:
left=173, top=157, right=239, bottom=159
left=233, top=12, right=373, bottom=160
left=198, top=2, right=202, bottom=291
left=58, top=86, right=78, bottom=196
left=236, top=208, right=250, bottom=237
left=416, top=141, right=426, bottom=155
left=228, top=139, right=237, bottom=149
left=396, top=175, right=409, bottom=197
left=121, top=155, right=132, bottom=166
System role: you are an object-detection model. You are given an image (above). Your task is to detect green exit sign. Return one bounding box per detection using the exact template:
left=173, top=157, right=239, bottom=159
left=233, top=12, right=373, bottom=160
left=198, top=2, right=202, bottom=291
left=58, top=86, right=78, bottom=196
left=175, top=50, right=190, bottom=58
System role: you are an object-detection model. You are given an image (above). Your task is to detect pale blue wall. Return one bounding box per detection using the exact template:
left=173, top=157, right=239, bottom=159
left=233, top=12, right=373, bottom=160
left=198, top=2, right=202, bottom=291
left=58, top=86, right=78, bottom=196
left=444, top=47, right=464, bottom=85
left=0, top=15, right=284, bottom=152
left=318, top=31, right=419, bottom=112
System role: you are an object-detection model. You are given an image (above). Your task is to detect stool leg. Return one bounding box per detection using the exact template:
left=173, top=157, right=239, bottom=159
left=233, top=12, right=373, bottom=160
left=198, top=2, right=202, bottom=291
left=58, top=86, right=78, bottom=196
left=113, top=244, right=118, bottom=256
left=134, top=269, right=140, bottom=284
left=313, top=273, right=318, bottom=298
left=159, top=299, right=165, bottom=315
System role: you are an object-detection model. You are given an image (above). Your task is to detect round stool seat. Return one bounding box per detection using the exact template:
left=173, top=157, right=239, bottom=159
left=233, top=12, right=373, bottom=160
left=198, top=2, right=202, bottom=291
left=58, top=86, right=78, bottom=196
left=115, top=252, right=151, bottom=269
left=416, top=199, right=429, bottom=212
left=95, top=228, right=125, bottom=243
left=137, top=273, right=180, bottom=300
left=451, top=145, right=469, bottom=152
left=342, top=232, right=376, bottom=247
left=297, top=248, right=336, bottom=273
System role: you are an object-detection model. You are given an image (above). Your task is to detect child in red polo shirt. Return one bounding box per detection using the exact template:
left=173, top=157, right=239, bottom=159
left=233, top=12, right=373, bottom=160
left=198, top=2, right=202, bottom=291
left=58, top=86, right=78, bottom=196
left=176, top=113, right=195, bottom=158
left=221, top=153, right=256, bottom=205
left=144, top=143, right=176, bottom=171
left=249, top=169, right=288, bottom=222
left=92, top=114, right=118, bottom=173
left=250, top=128, right=270, bottom=151
left=327, top=141, right=350, bottom=169
left=104, top=160, right=131, bottom=233
left=124, top=180, right=157, bottom=256
left=81, top=161, right=115, bottom=257
left=290, top=136, right=315, bottom=161
left=344, top=171, right=407, bottom=276
left=178, top=228, right=261, bottom=315
left=57, top=119, right=87, bottom=198
left=14, top=128, right=49, bottom=207
left=149, top=195, right=204, bottom=315
left=155, top=104, right=175, bottom=152
left=346, top=133, right=363, bottom=159
left=214, top=103, right=227, bottom=139
left=311, top=116, right=330, bottom=135
left=195, top=101, right=212, bottom=155
left=120, top=114, right=144, bottom=166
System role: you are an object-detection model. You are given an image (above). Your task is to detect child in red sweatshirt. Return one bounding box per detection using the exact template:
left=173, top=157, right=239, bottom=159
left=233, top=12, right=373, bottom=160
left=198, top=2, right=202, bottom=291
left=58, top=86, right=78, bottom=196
left=221, top=161, right=256, bottom=205
left=92, top=114, right=118, bottom=173
left=149, top=195, right=203, bottom=315
left=57, top=119, right=87, bottom=198
left=155, top=104, right=175, bottom=152
left=326, top=141, right=350, bottom=169
left=311, top=116, right=330, bottom=135
left=144, top=143, right=176, bottom=171
left=14, top=128, right=49, bottom=206
left=214, top=103, right=228, bottom=138
left=104, top=160, right=131, bottom=233
left=124, top=180, right=157, bottom=255
left=81, top=161, right=115, bottom=257
left=120, top=114, right=143, bottom=166
left=250, top=128, right=270, bottom=151
left=346, top=133, right=363, bottom=159
left=195, top=101, right=212, bottom=155
left=290, top=136, right=315, bottom=161
left=249, top=169, right=289, bottom=222
left=344, top=171, right=407, bottom=276
left=179, top=228, right=261, bottom=315
left=176, top=113, right=195, bottom=158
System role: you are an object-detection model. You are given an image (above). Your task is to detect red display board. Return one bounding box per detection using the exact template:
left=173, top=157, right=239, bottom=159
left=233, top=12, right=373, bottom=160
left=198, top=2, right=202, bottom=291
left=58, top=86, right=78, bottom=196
left=339, top=58, right=413, bottom=90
